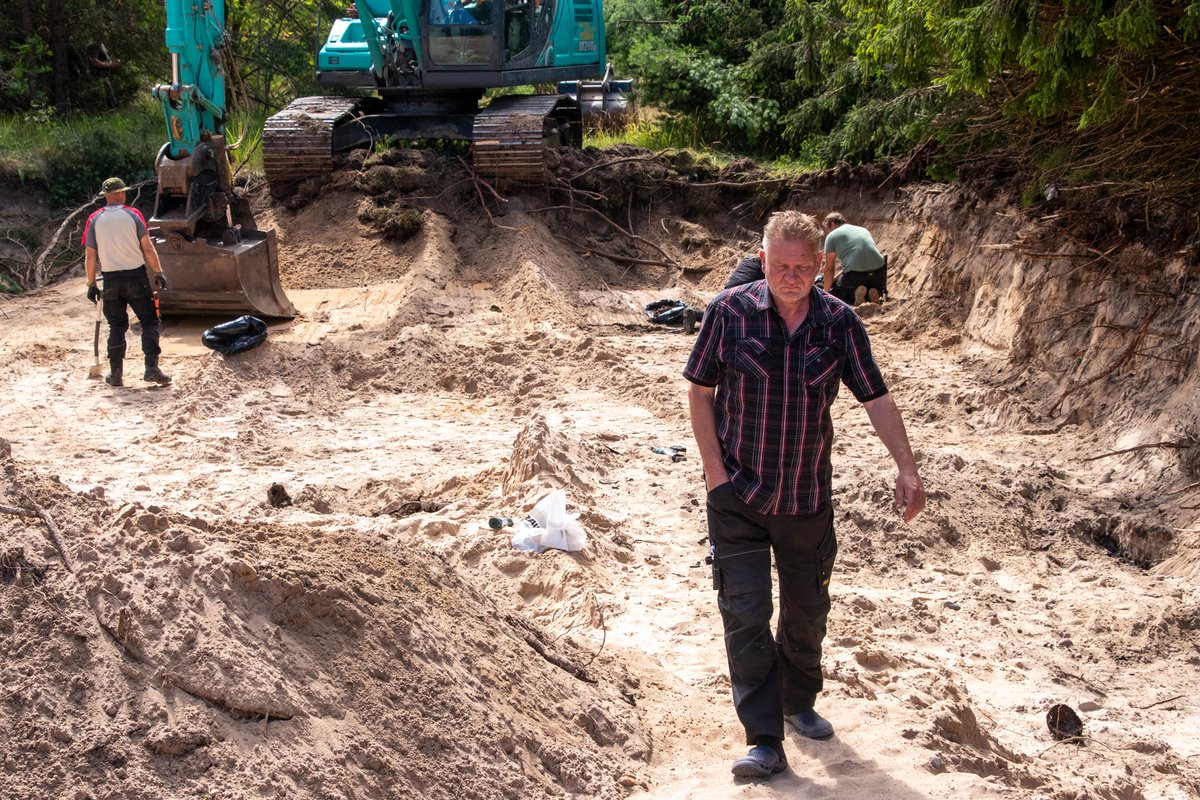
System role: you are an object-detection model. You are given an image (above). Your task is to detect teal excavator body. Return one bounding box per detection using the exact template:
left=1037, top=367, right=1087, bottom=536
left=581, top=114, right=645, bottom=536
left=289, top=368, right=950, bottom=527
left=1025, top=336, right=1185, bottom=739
left=148, top=0, right=295, bottom=318
left=263, top=0, right=632, bottom=187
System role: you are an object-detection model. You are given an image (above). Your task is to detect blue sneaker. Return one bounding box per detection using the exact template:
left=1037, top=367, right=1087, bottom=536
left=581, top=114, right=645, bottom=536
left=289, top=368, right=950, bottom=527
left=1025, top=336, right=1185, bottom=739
left=731, top=745, right=787, bottom=778
left=788, top=709, right=834, bottom=739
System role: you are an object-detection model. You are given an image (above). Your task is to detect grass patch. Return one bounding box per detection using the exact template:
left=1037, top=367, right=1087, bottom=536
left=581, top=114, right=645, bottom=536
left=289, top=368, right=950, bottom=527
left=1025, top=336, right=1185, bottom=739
left=0, top=98, right=164, bottom=207
left=227, top=109, right=267, bottom=177
left=586, top=112, right=706, bottom=151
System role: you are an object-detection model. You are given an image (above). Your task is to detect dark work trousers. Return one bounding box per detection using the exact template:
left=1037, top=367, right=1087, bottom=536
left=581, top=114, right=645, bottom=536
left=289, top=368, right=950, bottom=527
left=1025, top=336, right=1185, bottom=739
left=706, top=483, right=837, bottom=745
left=830, top=265, right=887, bottom=305
left=101, top=267, right=160, bottom=362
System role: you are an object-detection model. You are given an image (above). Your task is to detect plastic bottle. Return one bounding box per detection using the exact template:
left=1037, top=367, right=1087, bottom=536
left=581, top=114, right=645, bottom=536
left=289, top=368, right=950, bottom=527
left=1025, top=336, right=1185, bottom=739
left=651, top=447, right=686, bottom=462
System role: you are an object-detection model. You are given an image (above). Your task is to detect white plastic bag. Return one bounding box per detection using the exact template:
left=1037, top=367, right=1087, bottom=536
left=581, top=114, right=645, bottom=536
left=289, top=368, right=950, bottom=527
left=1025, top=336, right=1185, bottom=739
left=511, top=490, right=587, bottom=553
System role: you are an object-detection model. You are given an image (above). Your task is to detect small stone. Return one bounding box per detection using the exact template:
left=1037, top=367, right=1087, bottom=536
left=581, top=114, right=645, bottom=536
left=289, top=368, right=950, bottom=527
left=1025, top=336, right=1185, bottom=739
left=929, top=754, right=944, bottom=772
left=1058, top=638, right=1073, bottom=649
left=228, top=559, right=257, bottom=580
left=1079, top=700, right=1102, bottom=712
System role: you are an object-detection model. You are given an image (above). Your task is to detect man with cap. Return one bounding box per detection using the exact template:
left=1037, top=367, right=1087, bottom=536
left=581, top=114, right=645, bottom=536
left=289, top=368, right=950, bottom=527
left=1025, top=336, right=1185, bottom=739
left=82, top=177, right=171, bottom=386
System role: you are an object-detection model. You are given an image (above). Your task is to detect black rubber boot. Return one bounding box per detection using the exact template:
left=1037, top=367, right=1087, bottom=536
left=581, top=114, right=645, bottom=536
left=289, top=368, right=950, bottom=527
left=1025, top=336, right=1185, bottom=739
left=143, top=356, right=172, bottom=385
left=105, top=359, right=123, bottom=387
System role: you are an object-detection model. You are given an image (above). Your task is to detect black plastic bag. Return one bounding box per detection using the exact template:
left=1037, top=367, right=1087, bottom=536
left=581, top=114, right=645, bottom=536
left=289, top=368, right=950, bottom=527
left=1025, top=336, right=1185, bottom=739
left=202, top=315, right=268, bottom=355
left=645, top=299, right=688, bottom=325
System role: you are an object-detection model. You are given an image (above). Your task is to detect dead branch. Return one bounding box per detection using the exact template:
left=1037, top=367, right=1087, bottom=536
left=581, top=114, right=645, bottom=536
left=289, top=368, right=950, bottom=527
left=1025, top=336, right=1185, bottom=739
left=684, top=176, right=790, bottom=188
left=503, top=612, right=595, bottom=683
left=1164, top=480, right=1200, bottom=497
left=18, top=492, right=74, bottom=573
left=532, top=204, right=677, bottom=265
left=0, top=503, right=38, bottom=517
left=1082, top=437, right=1195, bottom=462
left=549, top=175, right=606, bottom=202
left=33, top=179, right=156, bottom=288
left=568, top=150, right=672, bottom=182
left=1051, top=305, right=1160, bottom=414
left=1131, top=694, right=1184, bottom=710
left=455, top=157, right=521, bottom=232
left=1028, top=299, right=1104, bottom=325
left=551, top=233, right=676, bottom=269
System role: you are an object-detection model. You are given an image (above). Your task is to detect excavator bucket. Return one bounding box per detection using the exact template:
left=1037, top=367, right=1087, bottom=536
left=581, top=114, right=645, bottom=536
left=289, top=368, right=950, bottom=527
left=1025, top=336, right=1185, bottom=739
left=152, top=229, right=296, bottom=319
left=558, top=64, right=635, bottom=130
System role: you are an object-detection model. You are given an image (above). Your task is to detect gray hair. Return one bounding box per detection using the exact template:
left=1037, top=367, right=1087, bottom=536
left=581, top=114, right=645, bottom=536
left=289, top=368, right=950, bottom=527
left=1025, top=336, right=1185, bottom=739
left=762, top=211, right=823, bottom=250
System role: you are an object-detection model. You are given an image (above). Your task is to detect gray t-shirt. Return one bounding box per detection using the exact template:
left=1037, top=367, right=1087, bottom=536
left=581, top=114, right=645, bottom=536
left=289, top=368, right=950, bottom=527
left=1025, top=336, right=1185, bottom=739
left=84, top=205, right=147, bottom=273
left=824, top=224, right=884, bottom=273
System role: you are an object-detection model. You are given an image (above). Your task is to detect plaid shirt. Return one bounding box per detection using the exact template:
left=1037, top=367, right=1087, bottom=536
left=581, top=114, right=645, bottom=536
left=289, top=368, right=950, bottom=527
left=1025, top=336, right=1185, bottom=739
left=684, top=281, right=889, bottom=515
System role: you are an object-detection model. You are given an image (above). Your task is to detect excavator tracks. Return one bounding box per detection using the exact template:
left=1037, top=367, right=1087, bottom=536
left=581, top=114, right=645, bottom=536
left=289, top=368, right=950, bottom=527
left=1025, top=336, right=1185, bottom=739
left=262, top=94, right=581, bottom=190
left=471, top=94, right=581, bottom=183
left=262, top=96, right=362, bottom=190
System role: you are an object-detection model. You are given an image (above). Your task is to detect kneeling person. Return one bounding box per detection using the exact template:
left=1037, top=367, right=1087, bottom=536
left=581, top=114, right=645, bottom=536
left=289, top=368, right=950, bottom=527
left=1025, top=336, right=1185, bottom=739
left=822, top=212, right=886, bottom=306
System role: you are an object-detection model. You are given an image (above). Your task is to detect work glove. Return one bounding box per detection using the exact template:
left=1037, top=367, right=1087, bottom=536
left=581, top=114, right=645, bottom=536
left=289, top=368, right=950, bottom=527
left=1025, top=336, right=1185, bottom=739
left=86, top=282, right=100, bottom=303
left=154, top=272, right=168, bottom=291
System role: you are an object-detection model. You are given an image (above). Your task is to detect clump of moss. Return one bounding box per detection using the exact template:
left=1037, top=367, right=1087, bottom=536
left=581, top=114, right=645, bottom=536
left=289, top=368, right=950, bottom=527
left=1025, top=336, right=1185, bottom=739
left=360, top=204, right=423, bottom=241
left=357, top=163, right=426, bottom=195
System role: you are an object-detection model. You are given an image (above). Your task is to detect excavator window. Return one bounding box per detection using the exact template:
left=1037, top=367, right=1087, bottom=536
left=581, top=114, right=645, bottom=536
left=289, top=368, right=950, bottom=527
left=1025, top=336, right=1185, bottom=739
left=503, top=0, right=552, bottom=67
left=427, top=0, right=499, bottom=66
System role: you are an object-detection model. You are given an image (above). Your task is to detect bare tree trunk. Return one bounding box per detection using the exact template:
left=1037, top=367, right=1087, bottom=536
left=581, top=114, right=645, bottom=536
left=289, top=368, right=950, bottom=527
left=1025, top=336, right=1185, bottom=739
left=20, top=0, right=36, bottom=106
left=48, top=0, right=71, bottom=113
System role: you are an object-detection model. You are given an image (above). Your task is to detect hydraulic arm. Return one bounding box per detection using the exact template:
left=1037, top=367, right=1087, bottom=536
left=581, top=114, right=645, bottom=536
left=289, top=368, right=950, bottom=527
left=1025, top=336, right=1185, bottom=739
left=148, top=0, right=295, bottom=318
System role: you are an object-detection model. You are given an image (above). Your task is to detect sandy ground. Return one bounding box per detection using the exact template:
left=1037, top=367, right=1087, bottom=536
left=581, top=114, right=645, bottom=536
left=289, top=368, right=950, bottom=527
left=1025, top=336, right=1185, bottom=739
left=2, top=150, right=1199, bottom=799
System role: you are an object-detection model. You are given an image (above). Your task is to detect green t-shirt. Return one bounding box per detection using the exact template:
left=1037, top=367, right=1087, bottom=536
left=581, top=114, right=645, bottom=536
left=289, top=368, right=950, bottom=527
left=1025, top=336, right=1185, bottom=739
left=824, top=224, right=884, bottom=273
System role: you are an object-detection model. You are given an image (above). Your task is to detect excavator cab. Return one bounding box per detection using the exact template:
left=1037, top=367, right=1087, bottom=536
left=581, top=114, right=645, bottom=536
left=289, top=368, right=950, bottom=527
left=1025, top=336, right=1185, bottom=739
left=150, top=0, right=296, bottom=318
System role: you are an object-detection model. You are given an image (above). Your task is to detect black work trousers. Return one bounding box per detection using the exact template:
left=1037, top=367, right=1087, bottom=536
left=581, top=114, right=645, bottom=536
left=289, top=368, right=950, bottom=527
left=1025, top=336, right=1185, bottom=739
left=102, top=267, right=160, bottom=363
left=830, top=262, right=888, bottom=304
left=706, top=483, right=837, bottom=745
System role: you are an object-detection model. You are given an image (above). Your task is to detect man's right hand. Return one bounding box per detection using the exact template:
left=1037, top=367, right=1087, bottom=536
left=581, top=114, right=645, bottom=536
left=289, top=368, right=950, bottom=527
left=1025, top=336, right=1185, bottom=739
left=86, top=282, right=100, bottom=303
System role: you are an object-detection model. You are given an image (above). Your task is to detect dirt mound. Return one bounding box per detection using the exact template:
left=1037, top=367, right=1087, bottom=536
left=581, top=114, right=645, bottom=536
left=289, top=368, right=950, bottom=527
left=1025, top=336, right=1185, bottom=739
left=0, top=448, right=646, bottom=800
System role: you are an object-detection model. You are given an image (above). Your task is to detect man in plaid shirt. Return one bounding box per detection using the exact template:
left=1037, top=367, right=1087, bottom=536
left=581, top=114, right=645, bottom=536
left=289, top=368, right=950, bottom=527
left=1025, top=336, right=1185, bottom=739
left=684, top=210, right=925, bottom=779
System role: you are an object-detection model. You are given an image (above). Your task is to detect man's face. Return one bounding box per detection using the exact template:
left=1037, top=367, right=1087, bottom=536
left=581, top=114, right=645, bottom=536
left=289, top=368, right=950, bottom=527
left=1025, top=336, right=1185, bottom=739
left=760, top=238, right=820, bottom=306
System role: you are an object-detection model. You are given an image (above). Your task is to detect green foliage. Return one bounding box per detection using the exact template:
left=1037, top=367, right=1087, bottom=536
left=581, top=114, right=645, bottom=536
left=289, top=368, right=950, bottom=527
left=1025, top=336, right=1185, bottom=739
left=0, top=37, right=52, bottom=112
left=605, top=0, right=785, bottom=151
left=0, top=270, right=22, bottom=295
left=360, top=203, right=423, bottom=241
left=42, top=127, right=157, bottom=208
left=226, top=109, right=267, bottom=175
left=0, top=0, right=165, bottom=114
left=1, top=98, right=162, bottom=207
left=225, top=1, right=344, bottom=112
left=603, top=0, right=1200, bottom=239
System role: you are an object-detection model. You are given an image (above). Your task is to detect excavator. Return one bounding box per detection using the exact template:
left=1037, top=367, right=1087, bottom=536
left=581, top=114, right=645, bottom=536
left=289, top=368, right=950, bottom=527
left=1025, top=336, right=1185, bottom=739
left=149, top=0, right=631, bottom=318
